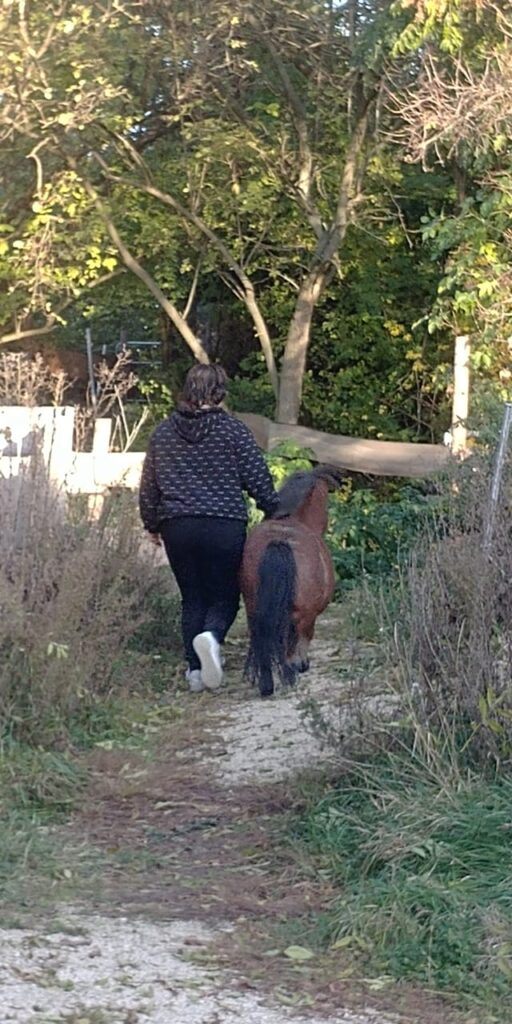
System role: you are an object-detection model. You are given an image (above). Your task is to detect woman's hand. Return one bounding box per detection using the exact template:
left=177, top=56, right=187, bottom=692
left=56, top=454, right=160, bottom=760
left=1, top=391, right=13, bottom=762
left=147, top=532, right=162, bottom=547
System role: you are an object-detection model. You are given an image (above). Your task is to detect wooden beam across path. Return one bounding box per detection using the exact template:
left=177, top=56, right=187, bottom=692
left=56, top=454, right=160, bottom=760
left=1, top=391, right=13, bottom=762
left=237, top=413, right=450, bottom=478
left=0, top=405, right=451, bottom=491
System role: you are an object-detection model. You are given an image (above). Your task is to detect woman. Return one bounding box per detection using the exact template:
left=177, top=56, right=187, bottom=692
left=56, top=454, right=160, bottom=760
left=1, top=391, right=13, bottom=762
left=139, top=364, right=278, bottom=692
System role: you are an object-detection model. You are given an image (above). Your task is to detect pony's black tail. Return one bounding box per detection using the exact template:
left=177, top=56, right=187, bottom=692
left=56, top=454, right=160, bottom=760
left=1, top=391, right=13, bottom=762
left=247, top=541, right=296, bottom=698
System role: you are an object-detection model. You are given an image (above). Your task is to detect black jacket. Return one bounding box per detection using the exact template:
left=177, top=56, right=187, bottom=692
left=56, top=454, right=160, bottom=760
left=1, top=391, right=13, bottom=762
left=139, top=407, right=278, bottom=532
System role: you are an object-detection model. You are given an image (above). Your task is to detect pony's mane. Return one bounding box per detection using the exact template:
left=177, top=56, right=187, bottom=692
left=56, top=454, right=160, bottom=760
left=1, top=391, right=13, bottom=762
left=273, top=465, right=346, bottom=519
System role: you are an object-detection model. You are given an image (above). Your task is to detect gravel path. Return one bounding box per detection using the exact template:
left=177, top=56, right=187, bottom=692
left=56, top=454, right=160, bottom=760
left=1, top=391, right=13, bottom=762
left=204, top=642, right=343, bottom=786
left=1, top=915, right=398, bottom=1024
left=0, top=615, right=402, bottom=1024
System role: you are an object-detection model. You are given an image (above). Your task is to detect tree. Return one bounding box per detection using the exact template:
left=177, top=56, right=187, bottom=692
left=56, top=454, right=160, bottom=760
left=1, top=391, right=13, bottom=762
left=0, top=0, right=410, bottom=423
left=388, top=0, right=512, bottom=439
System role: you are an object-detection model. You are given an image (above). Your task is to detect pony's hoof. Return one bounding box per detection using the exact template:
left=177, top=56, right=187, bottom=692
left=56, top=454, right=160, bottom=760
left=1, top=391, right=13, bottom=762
left=297, top=658, right=310, bottom=674
left=260, top=690, right=274, bottom=700
left=283, top=665, right=297, bottom=689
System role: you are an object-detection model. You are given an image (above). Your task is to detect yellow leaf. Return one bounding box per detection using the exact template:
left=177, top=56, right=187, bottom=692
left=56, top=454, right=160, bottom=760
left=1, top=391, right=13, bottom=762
left=283, top=945, right=315, bottom=961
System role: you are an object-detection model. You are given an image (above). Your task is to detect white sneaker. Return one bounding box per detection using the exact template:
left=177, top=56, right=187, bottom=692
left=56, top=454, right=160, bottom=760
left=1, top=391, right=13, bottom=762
left=186, top=668, right=204, bottom=693
left=192, top=632, right=223, bottom=690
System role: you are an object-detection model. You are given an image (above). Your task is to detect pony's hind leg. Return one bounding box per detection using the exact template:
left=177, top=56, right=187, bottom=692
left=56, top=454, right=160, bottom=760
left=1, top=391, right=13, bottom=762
left=282, top=662, right=297, bottom=688
left=294, top=637, right=311, bottom=673
left=282, top=619, right=298, bottom=688
left=289, top=626, right=314, bottom=674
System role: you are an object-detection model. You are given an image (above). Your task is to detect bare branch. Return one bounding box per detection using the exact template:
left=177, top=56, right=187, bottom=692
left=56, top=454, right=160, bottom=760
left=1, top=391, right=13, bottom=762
left=68, top=161, right=208, bottom=364
left=93, top=161, right=279, bottom=396
left=182, top=257, right=202, bottom=321
left=386, top=48, right=512, bottom=166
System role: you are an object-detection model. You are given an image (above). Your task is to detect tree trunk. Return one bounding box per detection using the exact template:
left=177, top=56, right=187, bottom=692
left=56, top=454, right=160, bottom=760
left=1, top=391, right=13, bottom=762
left=276, top=97, right=374, bottom=424
left=276, top=269, right=325, bottom=424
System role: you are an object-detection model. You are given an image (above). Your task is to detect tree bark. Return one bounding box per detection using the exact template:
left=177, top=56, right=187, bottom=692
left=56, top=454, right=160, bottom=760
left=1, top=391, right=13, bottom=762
left=276, top=269, right=325, bottom=423
left=276, top=96, right=374, bottom=424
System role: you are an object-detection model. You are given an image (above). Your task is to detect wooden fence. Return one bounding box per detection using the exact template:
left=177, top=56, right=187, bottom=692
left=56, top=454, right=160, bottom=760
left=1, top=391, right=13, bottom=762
left=0, top=405, right=451, bottom=502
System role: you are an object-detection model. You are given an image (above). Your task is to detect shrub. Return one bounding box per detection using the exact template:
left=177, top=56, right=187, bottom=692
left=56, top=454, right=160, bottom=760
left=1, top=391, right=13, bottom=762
left=326, top=482, right=440, bottom=588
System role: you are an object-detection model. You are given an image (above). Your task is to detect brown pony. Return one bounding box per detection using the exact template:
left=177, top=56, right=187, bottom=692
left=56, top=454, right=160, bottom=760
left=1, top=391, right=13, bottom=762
left=240, top=466, right=345, bottom=698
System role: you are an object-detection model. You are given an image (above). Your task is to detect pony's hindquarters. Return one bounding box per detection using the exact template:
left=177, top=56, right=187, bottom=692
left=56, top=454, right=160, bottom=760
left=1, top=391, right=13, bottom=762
left=246, top=540, right=296, bottom=698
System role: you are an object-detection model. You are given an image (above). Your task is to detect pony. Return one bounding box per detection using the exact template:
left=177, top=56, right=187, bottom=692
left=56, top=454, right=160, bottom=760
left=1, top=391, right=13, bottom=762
left=240, top=465, right=346, bottom=698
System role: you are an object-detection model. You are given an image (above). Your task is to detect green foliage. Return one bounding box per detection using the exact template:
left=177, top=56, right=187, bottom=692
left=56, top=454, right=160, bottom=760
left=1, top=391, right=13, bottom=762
left=246, top=441, right=314, bottom=527
left=292, top=761, right=512, bottom=1012
left=421, top=189, right=512, bottom=407
left=228, top=353, right=277, bottom=419
left=326, top=483, right=439, bottom=587
left=266, top=441, right=315, bottom=486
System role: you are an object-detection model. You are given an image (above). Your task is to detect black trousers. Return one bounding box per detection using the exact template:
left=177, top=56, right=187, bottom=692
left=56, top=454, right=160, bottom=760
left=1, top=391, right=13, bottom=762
left=160, top=516, right=247, bottom=670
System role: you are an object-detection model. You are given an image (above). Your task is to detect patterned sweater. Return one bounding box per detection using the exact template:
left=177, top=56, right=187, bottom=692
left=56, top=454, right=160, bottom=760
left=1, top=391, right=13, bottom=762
left=139, top=407, right=278, bottom=532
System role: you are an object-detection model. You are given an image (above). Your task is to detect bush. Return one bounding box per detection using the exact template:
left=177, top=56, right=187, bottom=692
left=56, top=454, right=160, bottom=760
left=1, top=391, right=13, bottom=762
left=289, top=442, right=512, bottom=1015
left=326, top=482, right=440, bottom=588
left=0, top=462, right=177, bottom=747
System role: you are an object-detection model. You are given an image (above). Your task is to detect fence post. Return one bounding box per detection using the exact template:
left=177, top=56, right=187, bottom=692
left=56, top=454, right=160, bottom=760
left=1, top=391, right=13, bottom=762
left=451, top=334, right=471, bottom=455
left=92, top=418, right=112, bottom=454
left=43, top=407, right=75, bottom=483
left=483, top=402, right=512, bottom=554
left=88, top=418, right=112, bottom=519
left=85, top=326, right=97, bottom=408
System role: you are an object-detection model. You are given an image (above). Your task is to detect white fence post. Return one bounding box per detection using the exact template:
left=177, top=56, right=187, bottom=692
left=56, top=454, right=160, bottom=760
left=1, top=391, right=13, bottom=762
left=43, top=407, right=76, bottom=483
left=451, top=334, right=471, bottom=455
left=92, top=418, right=112, bottom=454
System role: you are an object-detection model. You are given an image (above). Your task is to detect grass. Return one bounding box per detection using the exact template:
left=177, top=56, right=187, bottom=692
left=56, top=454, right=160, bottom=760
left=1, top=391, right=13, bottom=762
left=0, top=742, right=90, bottom=913
left=0, top=684, right=182, bottom=914
left=290, top=756, right=512, bottom=1019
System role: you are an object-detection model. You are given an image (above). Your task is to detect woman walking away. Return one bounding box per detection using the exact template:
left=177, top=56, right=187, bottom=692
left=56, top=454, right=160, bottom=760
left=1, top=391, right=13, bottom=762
left=139, top=364, right=278, bottom=693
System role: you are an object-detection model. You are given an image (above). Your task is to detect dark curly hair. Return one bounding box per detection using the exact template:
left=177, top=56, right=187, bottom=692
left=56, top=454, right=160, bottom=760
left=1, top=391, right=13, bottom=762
left=180, top=364, right=228, bottom=409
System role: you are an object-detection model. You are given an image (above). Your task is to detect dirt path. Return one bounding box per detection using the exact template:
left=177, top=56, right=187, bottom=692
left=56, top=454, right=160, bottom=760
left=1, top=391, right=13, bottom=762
left=0, top=611, right=460, bottom=1024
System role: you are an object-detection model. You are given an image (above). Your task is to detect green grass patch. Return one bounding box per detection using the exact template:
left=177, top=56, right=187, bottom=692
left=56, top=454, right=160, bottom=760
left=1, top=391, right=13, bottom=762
left=0, top=744, right=86, bottom=815
left=66, top=691, right=182, bottom=750
left=0, top=690, right=181, bottom=911
left=291, top=757, right=512, bottom=1017
left=0, top=746, right=89, bottom=909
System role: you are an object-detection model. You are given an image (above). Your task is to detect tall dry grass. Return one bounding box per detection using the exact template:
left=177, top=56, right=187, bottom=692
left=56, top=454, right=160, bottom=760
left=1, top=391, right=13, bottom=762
left=392, top=454, right=512, bottom=771
left=0, top=457, right=166, bottom=747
